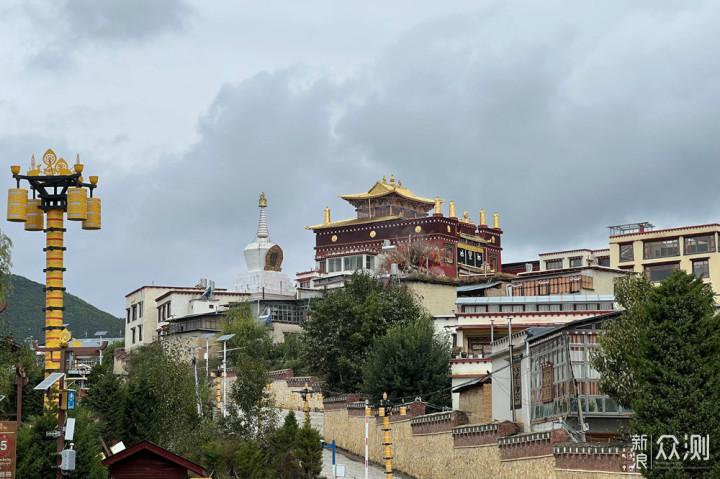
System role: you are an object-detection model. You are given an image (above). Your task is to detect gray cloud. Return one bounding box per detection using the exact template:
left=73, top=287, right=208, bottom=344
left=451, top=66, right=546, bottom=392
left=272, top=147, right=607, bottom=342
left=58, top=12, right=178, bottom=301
left=3, top=1, right=718, bottom=316
left=23, top=0, right=192, bottom=69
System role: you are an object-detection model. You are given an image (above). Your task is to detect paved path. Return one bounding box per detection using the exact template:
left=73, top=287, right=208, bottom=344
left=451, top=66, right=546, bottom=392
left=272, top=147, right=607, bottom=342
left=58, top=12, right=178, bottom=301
left=280, top=409, right=401, bottom=479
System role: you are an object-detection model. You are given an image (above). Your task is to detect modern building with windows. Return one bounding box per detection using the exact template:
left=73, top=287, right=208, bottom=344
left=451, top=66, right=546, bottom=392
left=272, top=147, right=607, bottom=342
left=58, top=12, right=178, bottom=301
left=608, top=222, right=720, bottom=298
left=491, top=312, right=632, bottom=439
left=538, top=249, right=611, bottom=271
left=297, top=175, right=504, bottom=289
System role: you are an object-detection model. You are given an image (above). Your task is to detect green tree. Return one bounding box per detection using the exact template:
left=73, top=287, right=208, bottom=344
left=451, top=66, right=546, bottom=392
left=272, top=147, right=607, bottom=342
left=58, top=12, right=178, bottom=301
left=16, top=409, right=56, bottom=478
left=84, top=360, right=127, bottom=443
left=294, top=422, right=322, bottom=479
left=69, top=406, right=108, bottom=479
left=0, top=230, right=12, bottom=302
left=302, top=272, right=425, bottom=393
left=593, top=271, right=720, bottom=478
left=221, top=303, right=278, bottom=439
left=233, top=439, right=268, bottom=479
left=122, top=342, right=207, bottom=457
left=267, top=411, right=300, bottom=475
left=363, top=316, right=451, bottom=407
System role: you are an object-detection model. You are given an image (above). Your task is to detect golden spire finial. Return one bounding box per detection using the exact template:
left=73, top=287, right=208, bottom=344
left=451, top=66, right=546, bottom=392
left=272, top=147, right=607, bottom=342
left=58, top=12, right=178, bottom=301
left=30, top=154, right=36, bottom=170
left=449, top=201, right=456, bottom=218
left=398, top=179, right=402, bottom=187
left=480, top=209, right=486, bottom=226
left=390, top=173, right=395, bottom=185
left=74, top=154, right=84, bottom=174
left=324, top=206, right=331, bottom=225
left=493, top=211, right=500, bottom=229
left=434, top=196, right=443, bottom=215
left=382, top=175, right=386, bottom=183
left=259, top=192, right=267, bottom=207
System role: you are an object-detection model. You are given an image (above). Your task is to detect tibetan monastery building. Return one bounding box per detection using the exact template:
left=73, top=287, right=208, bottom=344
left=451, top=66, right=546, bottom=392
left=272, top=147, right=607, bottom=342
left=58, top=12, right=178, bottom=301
left=297, top=175, right=503, bottom=289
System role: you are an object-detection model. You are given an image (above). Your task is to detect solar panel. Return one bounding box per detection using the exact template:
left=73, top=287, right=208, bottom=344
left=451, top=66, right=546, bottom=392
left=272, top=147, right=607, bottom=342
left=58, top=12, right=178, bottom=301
left=34, top=372, right=64, bottom=391
left=94, top=331, right=108, bottom=336
left=216, top=334, right=235, bottom=342
left=200, top=333, right=216, bottom=339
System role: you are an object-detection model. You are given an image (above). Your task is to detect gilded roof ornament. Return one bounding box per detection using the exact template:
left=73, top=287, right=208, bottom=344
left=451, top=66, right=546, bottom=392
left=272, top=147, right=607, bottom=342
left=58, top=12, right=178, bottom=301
left=390, top=173, right=395, bottom=185
left=259, top=191, right=267, bottom=207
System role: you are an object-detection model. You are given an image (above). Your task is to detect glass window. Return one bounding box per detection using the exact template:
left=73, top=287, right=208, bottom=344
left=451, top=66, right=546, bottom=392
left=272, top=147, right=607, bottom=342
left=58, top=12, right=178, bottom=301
left=569, top=257, right=583, bottom=268
left=692, top=259, right=710, bottom=279
left=365, top=255, right=375, bottom=270
left=126, top=308, right=131, bottom=324
left=645, top=263, right=679, bottom=282
left=643, top=239, right=679, bottom=259
left=619, top=244, right=634, bottom=262
left=685, top=235, right=716, bottom=255
left=597, top=256, right=610, bottom=267
left=138, top=301, right=143, bottom=318
left=546, top=259, right=562, bottom=270
left=327, top=257, right=342, bottom=273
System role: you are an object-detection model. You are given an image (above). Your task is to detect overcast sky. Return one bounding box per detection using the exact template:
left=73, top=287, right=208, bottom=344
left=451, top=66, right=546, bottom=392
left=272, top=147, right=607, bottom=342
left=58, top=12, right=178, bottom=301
left=1, top=0, right=718, bottom=318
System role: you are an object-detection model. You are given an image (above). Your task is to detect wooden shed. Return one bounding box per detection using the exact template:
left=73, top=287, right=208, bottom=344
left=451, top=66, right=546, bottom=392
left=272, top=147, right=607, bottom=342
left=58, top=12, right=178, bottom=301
left=101, top=440, right=208, bottom=479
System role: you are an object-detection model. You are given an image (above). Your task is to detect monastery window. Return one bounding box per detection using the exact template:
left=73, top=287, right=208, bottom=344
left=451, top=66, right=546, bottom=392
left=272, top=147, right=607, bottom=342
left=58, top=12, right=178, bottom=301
left=138, top=301, right=143, bottom=318
left=327, top=257, right=342, bottom=273
left=444, top=244, right=454, bottom=264
left=343, top=255, right=362, bottom=272
left=596, top=256, right=610, bottom=267
left=644, top=263, right=679, bottom=282
left=685, top=235, right=716, bottom=255
left=619, top=243, right=634, bottom=262
left=365, top=255, right=375, bottom=270
left=132, top=304, right=137, bottom=322
left=545, top=259, right=563, bottom=270
left=643, top=238, right=679, bottom=259
left=569, top=257, right=583, bottom=268
left=131, top=327, right=136, bottom=344
left=126, top=308, right=131, bottom=324
left=138, top=325, right=143, bottom=342
left=692, top=259, right=710, bottom=279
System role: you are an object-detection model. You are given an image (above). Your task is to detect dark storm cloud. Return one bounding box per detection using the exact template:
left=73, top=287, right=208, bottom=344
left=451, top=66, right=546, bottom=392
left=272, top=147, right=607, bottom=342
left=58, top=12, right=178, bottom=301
left=23, top=0, right=192, bottom=69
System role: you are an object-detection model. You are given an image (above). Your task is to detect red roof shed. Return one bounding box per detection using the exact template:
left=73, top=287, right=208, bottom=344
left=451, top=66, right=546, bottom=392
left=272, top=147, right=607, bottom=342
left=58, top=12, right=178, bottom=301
left=101, top=440, right=208, bottom=479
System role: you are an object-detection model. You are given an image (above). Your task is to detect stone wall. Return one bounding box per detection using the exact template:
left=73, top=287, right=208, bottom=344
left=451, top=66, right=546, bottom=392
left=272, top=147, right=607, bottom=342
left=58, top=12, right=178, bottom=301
left=267, top=371, right=323, bottom=411
left=323, top=396, right=642, bottom=479
left=458, top=383, right=492, bottom=422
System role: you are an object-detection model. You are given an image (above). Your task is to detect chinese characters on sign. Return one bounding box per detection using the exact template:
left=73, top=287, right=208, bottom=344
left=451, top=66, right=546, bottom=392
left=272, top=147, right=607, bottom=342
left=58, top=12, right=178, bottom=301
left=622, top=434, right=710, bottom=472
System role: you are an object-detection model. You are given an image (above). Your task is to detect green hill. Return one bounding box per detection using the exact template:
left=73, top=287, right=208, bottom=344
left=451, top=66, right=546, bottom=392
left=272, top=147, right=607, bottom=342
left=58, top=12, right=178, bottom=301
left=1, top=274, right=123, bottom=341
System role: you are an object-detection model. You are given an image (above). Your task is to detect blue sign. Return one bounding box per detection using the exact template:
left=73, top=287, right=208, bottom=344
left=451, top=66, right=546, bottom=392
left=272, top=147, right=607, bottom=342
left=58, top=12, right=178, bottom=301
left=67, top=390, right=76, bottom=410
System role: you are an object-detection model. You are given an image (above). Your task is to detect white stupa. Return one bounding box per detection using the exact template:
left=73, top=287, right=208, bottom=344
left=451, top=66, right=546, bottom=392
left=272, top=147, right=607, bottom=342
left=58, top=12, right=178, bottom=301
left=233, top=192, right=297, bottom=299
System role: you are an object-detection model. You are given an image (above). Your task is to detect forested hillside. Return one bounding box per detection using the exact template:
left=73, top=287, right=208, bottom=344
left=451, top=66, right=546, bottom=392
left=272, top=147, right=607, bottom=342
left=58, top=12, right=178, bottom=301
left=1, top=274, right=123, bottom=341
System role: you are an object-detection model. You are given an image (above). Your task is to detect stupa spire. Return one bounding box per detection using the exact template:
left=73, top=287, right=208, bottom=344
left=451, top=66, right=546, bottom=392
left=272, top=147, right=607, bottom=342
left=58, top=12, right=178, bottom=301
left=256, top=192, right=269, bottom=240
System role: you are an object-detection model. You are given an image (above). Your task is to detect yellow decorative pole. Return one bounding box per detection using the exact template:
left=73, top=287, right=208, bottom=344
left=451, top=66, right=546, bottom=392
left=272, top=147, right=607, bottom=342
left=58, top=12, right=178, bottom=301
left=7, top=149, right=101, bottom=383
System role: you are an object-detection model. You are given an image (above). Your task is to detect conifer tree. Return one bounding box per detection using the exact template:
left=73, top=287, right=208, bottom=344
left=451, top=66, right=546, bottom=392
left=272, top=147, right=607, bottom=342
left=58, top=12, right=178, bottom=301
left=594, top=271, right=720, bottom=478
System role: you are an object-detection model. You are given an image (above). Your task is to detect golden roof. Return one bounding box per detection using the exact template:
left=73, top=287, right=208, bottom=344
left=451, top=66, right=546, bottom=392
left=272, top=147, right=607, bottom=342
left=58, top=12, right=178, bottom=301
left=339, top=177, right=435, bottom=205
left=458, top=233, right=488, bottom=244
left=306, top=215, right=403, bottom=231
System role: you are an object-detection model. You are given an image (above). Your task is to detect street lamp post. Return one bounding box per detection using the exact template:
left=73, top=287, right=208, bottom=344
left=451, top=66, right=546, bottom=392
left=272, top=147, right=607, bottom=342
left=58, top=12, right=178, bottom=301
left=7, top=149, right=101, bottom=382
left=215, top=334, right=235, bottom=417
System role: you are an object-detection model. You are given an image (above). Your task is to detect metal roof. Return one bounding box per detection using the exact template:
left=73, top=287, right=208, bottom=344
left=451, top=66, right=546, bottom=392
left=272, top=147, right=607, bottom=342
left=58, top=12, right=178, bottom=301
left=456, top=282, right=501, bottom=292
